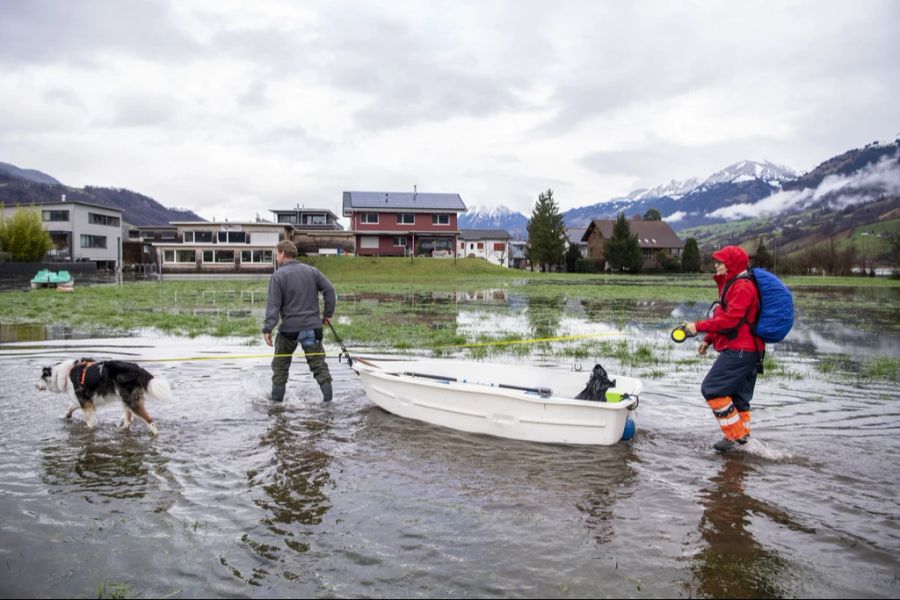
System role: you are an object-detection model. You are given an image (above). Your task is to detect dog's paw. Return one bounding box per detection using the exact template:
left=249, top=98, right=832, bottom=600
left=149, top=423, right=159, bottom=436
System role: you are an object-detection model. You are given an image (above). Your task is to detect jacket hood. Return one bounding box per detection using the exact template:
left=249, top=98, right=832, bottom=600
left=712, top=245, right=750, bottom=280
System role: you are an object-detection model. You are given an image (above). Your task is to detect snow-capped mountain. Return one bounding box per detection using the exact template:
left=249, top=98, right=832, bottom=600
left=700, top=160, right=798, bottom=187
left=626, top=177, right=701, bottom=201
left=563, top=160, right=800, bottom=230
left=459, top=205, right=530, bottom=240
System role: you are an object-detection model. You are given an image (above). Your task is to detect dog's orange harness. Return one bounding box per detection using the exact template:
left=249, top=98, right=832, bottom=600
left=75, top=360, right=95, bottom=386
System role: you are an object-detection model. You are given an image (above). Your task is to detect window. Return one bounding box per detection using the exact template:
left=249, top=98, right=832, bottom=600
left=184, top=231, right=214, bottom=243
left=477, top=242, right=484, bottom=250
left=493, top=242, right=506, bottom=251
left=42, top=210, right=69, bottom=222
left=393, top=236, right=407, bottom=247
left=163, top=250, right=197, bottom=263
left=304, top=214, right=327, bottom=225
left=432, top=214, right=450, bottom=226
left=79, top=234, right=106, bottom=249
left=240, top=250, right=274, bottom=263
left=397, top=213, right=415, bottom=225
left=360, top=236, right=379, bottom=249
left=88, top=213, right=120, bottom=227
left=360, top=213, right=379, bottom=224
left=201, top=250, right=235, bottom=263
left=217, top=231, right=246, bottom=244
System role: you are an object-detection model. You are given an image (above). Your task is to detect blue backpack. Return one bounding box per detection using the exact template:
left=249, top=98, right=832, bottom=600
left=719, top=268, right=794, bottom=343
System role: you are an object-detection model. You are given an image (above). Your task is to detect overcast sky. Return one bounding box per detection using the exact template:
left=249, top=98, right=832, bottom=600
left=1, top=0, right=898, bottom=222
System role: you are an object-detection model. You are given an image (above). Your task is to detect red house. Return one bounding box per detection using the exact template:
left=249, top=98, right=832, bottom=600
left=342, top=191, right=467, bottom=257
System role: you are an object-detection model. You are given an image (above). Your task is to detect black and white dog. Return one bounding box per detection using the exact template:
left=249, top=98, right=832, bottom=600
left=36, top=358, right=173, bottom=435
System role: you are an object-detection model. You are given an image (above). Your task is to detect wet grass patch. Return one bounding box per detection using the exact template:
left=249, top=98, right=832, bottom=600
left=863, top=356, right=900, bottom=382
left=815, top=354, right=899, bottom=383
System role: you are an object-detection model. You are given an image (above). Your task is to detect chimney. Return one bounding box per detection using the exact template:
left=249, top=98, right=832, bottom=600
left=414, top=184, right=417, bottom=202
left=61, top=193, right=66, bottom=203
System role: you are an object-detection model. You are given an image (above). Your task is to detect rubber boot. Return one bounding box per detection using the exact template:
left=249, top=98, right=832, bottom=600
left=320, top=381, right=333, bottom=403
left=707, top=396, right=750, bottom=452
left=739, top=410, right=751, bottom=436
left=271, top=384, right=286, bottom=403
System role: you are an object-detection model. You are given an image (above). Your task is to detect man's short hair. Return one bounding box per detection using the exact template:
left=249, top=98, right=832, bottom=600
left=277, top=240, right=298, bottom=257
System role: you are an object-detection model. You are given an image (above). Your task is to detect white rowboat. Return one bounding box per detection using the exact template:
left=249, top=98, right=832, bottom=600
left=353, top=358, right=641, bottom=445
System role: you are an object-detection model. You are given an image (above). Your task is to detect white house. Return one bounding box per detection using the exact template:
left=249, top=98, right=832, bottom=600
left=457, top=229, right=511, bottom=267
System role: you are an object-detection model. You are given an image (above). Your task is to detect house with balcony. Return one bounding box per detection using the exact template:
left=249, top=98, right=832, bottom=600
left=342, top=191, right=467, bottom=257
left=582, top=217, right=685, bottom=271
left=151, top=221, right=292, bottom=275
left=458, top=229, right=511, bottom=267
left=1, top=199, right=125, bottom=269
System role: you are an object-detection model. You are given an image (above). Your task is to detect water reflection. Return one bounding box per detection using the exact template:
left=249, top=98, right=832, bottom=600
left=247, top=408, right=334, bottom=556
left=573, top=448, right=638, bottom=545
left=41, top=429, right=165, bottom=500
left=690, top=458, right=809, bottom=598
left=526, top=295, right=564, bottom=339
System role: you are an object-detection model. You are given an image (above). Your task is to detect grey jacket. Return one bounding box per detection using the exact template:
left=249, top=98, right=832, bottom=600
left=262, top=261, right=336, bottom=333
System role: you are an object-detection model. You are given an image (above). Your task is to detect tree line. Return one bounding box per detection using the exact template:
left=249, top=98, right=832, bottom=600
left=525, top=189, right=702, bottom=273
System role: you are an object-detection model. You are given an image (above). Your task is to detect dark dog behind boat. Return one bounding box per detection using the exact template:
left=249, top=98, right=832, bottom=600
left=36, top=358, right=173, bottom=435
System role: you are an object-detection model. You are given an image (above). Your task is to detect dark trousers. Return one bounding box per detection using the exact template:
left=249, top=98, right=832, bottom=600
left=272, top=329, right=331, bottom=387
left=701, top=350, right=760, bottom=412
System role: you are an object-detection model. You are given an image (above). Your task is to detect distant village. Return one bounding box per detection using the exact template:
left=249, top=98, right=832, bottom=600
left=3, top=190, right=685, bottom=277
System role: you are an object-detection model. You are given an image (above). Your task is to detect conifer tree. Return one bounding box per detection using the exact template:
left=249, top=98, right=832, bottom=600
left=754, top=237, right=774, bottom=270
left=604, top=213, right=643, bottom=272
left=526, top=189, right=566, bottom=272
left=682, top=237, right=701, bottom=273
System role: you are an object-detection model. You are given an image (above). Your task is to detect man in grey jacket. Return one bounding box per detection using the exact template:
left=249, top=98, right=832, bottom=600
left=262, top=240, right=336, bottom=403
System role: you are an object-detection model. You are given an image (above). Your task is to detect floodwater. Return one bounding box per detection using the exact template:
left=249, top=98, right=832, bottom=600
left=1, top=287, right=899, bottom=598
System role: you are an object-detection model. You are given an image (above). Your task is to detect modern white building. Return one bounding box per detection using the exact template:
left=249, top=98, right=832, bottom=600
left=2, top=199, right=125, bottom=269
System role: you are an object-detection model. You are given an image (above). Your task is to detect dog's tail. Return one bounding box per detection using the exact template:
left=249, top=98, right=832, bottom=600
left=147, top=377, right=174, bottom=403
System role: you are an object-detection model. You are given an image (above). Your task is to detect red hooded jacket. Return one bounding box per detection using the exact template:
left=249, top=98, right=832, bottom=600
left=695, top=246, right=764, bottom=353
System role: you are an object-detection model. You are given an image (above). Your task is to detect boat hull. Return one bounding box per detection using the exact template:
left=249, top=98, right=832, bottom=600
left=355, top=359, right=641, bottom=445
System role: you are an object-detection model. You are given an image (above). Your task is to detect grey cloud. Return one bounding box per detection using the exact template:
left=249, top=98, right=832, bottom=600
left=0, top=0, right=201, bottom=66
left=101, top=92, right=175, bottom=127
left=248, top=125, right=333, bottom=157
left=238, top=80, right=268, bottom=108
left=579, top=138, right=764, bottom=189
left=536, top=2, right=900, bottom=137
left=43, top=88, right=85, bottom=110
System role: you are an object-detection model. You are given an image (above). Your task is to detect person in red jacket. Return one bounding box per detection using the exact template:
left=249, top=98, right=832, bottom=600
left=684, top=245, right=764, bottom=452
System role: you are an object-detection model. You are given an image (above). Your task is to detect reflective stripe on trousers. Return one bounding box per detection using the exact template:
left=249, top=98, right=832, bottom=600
left=707, top=396, right=750, bottom=441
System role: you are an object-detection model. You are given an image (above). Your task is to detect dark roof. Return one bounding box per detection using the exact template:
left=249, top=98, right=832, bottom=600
left=343, top=191, right=466, bottom=215
left=583, top=219, right=684, bottom=249
left=566, top=228, right=588, bottom=244
left=459, top=229, right=511, bottom=241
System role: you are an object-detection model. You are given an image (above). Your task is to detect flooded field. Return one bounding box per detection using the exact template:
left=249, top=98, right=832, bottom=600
left=1, top=283, right=899, bottom=598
